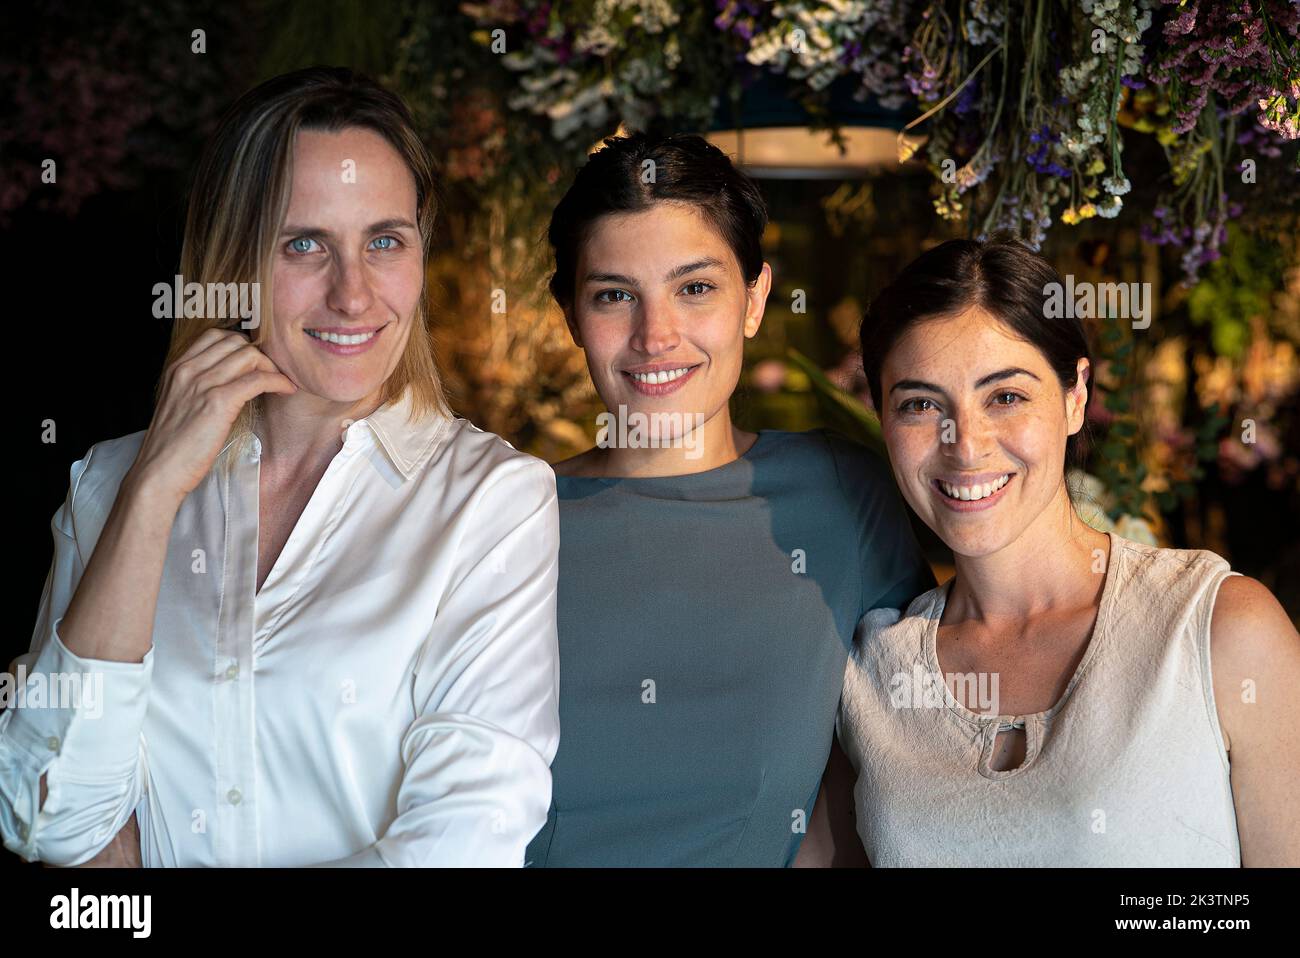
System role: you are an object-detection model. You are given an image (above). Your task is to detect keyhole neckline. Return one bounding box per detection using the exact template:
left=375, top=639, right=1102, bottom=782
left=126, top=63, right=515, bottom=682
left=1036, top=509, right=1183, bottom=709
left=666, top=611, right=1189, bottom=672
left=921, top=531, right=1120, bottom=734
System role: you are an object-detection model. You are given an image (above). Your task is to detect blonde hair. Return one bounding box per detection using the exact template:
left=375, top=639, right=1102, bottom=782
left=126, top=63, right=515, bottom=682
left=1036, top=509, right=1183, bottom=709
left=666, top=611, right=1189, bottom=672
left=162, top=66, right=453, bottom=441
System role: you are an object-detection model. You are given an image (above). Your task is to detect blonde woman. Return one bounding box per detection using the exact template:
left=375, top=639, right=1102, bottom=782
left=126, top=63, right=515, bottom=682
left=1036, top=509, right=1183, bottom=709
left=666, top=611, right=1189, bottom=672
left=0, top=68, right=560, bottom=867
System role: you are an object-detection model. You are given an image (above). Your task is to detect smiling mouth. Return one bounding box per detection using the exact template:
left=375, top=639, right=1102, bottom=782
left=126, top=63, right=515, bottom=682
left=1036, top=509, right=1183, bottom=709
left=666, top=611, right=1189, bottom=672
left=622, top=364, right=701, bottom=386
left=934, top=473, right=1014, bottom=502
left=620, top=363, right=704, bottom=396
left=305, top=327, right=382, bottom=346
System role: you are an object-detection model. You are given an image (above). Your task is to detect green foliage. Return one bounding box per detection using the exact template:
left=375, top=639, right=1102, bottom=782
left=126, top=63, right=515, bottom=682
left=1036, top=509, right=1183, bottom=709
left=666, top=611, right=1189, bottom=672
left=1186, top=224, right=1288, bottom=359
left=785, top=347, right=886, bottom=458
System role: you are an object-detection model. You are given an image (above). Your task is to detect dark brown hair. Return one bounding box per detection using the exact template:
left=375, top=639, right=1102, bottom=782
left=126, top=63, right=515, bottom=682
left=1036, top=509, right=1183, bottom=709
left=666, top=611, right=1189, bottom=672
left=860, top=236, right=1093, bottom=472
left=546, top=131, right=768, bottom=310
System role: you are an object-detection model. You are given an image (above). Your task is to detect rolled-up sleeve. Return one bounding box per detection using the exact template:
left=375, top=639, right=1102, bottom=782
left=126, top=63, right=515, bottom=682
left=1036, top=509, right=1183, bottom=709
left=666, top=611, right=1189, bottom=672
left=317, top=457, right=561, bottom=867
left=0, top=450, right=150, bottom=865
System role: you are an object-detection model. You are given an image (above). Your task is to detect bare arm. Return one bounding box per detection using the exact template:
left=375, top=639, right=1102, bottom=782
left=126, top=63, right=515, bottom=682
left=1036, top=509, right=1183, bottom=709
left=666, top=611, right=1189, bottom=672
left=793, top=735, right=870, bottom=867
left=1210, top=575, right=1300, bottom=866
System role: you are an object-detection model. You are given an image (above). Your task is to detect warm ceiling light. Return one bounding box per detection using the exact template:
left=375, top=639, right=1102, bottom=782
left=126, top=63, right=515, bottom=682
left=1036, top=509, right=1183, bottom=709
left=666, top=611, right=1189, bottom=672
left=706, top=126, right=926, bottom=179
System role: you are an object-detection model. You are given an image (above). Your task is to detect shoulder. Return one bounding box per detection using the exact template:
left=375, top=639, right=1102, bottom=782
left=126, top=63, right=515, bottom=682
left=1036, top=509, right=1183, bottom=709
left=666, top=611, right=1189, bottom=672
left=1110, top=533, right=1224, bottom=566
left=1109, top=534, right=1231, bottom=590
left=806, top=428, right=891, bottom=474
left=428, top=416, right=552, bottom=478
left=771, top=428, right=896, bottom=498
left=425, top=416, right=557, bottom=505
left=1209, top=575, right=1298, bottom=680
left=61, top=431, right=148, bottom=540
left=1209, top=574, right=1300, bottom=753
left=850, top=585, right=943, bottom=663
left=817, top=429, right=904, bottom=508
left=72, top=430, right=147, bottom=493
left=1105, top=537, right=1245, bottom=646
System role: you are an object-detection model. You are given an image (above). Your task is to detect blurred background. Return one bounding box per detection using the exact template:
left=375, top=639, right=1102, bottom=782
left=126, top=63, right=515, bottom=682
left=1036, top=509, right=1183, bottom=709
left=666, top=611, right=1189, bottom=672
left=3, top=0, right=1297, bottom=685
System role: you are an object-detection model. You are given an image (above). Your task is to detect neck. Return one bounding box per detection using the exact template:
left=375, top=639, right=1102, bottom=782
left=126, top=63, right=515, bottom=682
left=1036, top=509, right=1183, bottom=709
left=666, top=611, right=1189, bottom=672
left=946, top=480, right=1110, bottom=623
left=254, top=387, right=387, bottom=472
left=594, top=407, right=754, bottom=478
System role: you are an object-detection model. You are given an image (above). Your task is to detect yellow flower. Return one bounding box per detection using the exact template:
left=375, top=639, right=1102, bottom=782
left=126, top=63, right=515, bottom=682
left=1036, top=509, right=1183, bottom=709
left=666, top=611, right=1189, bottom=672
left=1084, top=184, right=1099, bottom=199
left=1062, top=206, right=1080, bottom=225
left=1079, top=203, right=1097, bottom=219
left=1086, top=157, right=1106, bottom=175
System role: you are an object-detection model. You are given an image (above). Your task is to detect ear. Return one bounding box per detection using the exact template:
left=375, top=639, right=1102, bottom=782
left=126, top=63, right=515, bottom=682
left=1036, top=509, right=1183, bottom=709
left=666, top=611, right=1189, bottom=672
left=1066, top=357, right=1090, bottom=436
left=562, top=305, right=583, bottom=349
left=743, top=262, right=772, bottom=339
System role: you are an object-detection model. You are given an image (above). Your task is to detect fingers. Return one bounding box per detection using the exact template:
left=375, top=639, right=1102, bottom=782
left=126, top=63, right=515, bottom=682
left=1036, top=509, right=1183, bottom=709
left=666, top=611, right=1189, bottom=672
left=176, top=327, right=249, bottom=368
left=216, top=369, right=298, bottom=407
left=172, top=336, right=290, bottom=401
left=165, top=331, right=252, bottom=391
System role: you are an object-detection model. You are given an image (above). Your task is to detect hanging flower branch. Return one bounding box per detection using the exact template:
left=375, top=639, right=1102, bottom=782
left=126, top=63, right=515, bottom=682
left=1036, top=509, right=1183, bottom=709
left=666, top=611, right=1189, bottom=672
left=463, top=1, right=732, bottom=145
left=1137, top=0, right=1300, bottom=284
left=901, top=0, right=1155, bottom=248
left=731, top=0, right=913, bottom=108
left=460, top=0, right=1298, bottom=286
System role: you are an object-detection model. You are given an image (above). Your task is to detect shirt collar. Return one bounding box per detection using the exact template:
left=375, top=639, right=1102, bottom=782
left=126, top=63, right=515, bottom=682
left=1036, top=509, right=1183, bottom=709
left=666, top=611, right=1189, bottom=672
left=357, top=386, right=452, bottom=481
left=219, top=388, right=451, bottom=480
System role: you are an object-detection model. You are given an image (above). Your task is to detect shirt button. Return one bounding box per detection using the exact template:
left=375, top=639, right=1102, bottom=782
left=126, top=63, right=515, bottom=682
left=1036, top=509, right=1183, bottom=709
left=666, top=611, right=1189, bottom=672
left=46, top=736, right=60, bottom=751
left=227, top=788, right=243, bottom=805
left=224, top=662, right=239, bottom=680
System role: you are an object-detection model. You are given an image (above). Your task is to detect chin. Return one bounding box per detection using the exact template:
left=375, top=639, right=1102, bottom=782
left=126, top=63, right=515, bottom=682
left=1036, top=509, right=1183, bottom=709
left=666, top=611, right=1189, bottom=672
left=941, top=528, right=1015, bottom=559
left=294, top=369, right=390, bottom=404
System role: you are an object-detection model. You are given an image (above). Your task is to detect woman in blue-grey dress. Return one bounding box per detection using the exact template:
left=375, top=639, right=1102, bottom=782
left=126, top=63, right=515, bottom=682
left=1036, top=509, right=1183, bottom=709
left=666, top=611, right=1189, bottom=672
left=525, top=132, right=933, bottom=867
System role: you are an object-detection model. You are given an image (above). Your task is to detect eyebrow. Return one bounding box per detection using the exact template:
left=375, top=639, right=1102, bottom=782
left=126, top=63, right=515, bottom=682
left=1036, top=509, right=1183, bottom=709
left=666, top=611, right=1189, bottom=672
left=583, top=257, right=728, bottom=287
left=280, top=218, right=418, bottom=238
left=889, top=367, right=1041, bottom=394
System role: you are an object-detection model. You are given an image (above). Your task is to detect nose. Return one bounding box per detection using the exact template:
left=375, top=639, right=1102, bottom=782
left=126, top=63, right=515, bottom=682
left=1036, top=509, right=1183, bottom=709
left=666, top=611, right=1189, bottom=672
left=942, top=404, right=995, bottom=465
left=628, top=296, right=681, bottom=356
left=325, top=251, right=375, bottom=317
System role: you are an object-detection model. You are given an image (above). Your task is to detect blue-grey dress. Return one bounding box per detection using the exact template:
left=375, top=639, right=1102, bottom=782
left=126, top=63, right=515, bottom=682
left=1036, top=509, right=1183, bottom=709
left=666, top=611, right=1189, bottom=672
left=526, top=429, right=933, bottom=866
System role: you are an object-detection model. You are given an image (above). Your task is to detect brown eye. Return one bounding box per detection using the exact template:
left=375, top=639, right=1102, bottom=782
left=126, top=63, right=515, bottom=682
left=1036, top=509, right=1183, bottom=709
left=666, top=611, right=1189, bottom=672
left=899, top=397, right=937, bottom=414
left=992, top=391, right=1023, bottom=406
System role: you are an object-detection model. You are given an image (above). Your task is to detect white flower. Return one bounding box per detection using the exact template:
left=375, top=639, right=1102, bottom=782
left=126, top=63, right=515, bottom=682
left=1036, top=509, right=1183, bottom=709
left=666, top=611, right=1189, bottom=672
left=1114, top=515, right=1159, bottom=546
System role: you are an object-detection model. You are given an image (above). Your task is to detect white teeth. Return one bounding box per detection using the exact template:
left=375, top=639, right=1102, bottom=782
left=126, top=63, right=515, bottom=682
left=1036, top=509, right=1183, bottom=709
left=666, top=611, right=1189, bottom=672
left=631, top=367, right=691, bottom=384
left=306, top=329, right=377, bottom=346
left=939, top=474, right=1011, bottom=501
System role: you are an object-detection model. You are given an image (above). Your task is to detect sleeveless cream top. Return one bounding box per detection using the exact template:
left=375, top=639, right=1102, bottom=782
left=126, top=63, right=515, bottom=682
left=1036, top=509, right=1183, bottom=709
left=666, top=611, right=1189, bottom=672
left=837, top=533, right=1241, bottom=867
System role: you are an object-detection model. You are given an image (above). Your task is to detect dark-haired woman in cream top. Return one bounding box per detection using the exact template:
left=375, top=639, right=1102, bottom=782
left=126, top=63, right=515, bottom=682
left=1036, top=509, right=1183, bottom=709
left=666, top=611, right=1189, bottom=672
left=834, top=238, right=1299, bottom=867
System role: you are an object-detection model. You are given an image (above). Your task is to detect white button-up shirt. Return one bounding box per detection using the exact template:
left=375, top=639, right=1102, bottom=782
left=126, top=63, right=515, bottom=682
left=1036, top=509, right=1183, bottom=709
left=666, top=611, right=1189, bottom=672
left=0, top=389, right=561, bottom=866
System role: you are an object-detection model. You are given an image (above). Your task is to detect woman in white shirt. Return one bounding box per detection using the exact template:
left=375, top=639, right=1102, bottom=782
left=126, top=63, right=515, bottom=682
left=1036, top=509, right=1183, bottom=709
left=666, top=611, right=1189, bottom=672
left=0, top=67, right=561, bottom=867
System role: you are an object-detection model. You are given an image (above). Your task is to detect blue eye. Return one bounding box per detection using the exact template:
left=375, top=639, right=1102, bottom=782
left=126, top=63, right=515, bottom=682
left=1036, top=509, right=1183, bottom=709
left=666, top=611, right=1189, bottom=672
left=596, top=289, right=633, bottom=304
left=371, top=235, right=398, bottom=251
left=288, top=237, right=319, bottom=254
